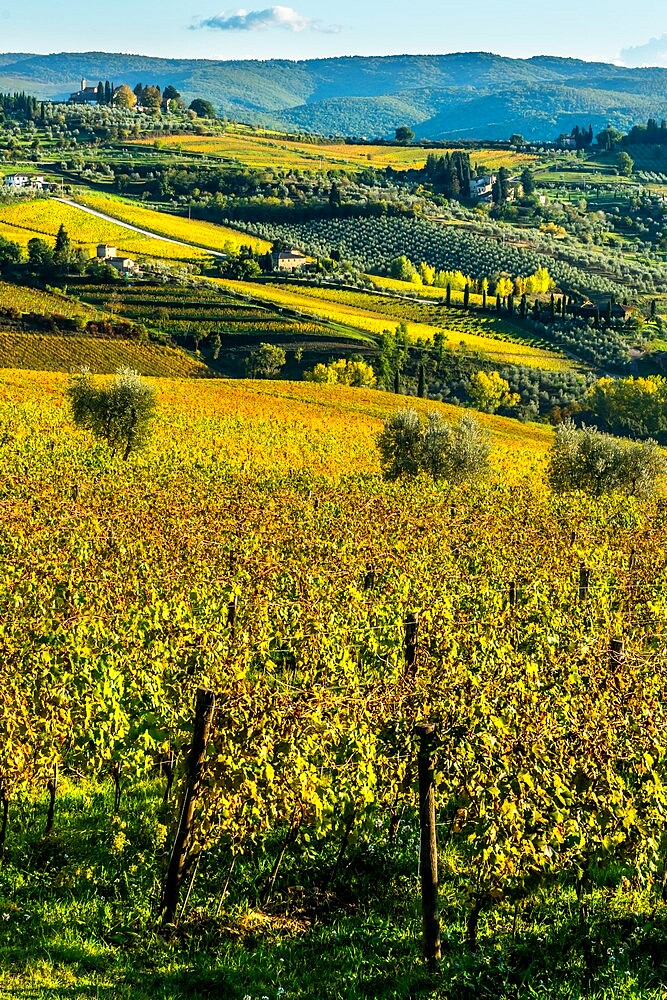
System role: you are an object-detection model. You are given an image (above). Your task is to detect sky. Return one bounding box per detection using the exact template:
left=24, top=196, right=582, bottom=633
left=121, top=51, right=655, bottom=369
left=0, top=0, right=666, bottom=67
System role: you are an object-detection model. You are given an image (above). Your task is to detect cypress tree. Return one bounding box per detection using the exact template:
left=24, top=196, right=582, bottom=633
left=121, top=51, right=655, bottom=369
left=446, top=283, right=451, bottom=307
left=507, top=294, right=514, bottom=316
left=482, top=288, right=487, bottom=310
left=463, top=284, right=470, bottom=309
left=394, top=368, right=400, bottom=394
left=520, top=294, right=527, bottom=318
left=496, top=293, right=502, bottom=313
left=418, top=362, right=426, bottom=399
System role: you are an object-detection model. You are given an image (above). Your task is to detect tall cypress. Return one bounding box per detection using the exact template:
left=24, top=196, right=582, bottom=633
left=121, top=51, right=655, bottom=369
left=418, top=362, right=427, bottom=399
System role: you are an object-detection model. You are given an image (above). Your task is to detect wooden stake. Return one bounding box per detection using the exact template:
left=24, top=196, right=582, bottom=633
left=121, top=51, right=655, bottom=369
left=416, top=724, right=440, bottom=973
left=161, top=688, right=216, bottom=925
left=509, top=581, right=517, bottom=609
left=44, top=761, right=58, bottom=836
left=227, top=596, right=238, bottom=640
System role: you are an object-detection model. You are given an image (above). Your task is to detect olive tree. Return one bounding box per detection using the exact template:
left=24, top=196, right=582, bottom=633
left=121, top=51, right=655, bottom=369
left=67, top=367, right=156, bottom=460
left=548, top=422, right=666, bottom=498
left=377, top=408, right=491, bottom=483
left=376, top=408, right=423, bottom=479
left=422, top=412, right=491, bottom=483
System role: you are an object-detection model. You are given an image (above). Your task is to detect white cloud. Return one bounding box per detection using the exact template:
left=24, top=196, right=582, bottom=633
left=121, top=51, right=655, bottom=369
left=619, top=34, right=667, bottom=68
left=196, top=5, right=340, bottom=33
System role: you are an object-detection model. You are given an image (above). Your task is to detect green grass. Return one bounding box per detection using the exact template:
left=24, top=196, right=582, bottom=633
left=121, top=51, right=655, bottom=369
left=2, top=781, right=667, bottom=999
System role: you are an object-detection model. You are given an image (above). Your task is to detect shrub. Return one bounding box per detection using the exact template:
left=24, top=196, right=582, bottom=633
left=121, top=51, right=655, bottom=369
left=67, top=367, right=156, bottom=460
left=548, top=422, right=666, bottom=498
left=305, top=358, right=376, bottom=387
left=246, top=343, right=286, bottom=378
left=377, top=408, right=490, bottom=483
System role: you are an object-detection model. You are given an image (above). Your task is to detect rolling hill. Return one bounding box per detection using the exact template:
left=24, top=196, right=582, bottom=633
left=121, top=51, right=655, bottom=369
left=1, top=50, right=667, bottom=139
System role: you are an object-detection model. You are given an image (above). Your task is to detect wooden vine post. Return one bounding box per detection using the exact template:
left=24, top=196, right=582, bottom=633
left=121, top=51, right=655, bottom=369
left=579, top=564, right=591, bottom=603
left=161, top=688, right=216, bottom=925
left=508, top=581, right=517, bottom=609
left=405, top=613, right=420, bottom=678
left=416, top=723, right=440, bottom=974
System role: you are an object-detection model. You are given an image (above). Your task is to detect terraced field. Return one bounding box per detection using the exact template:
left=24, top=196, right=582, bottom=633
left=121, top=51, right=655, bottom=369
left=72, top=282, right=344, bottom=343
left=210, top=278, right=572, bottom=370
left=0, top=281, right=97, bottom=318
left=0, top=332, right=205, bottom=377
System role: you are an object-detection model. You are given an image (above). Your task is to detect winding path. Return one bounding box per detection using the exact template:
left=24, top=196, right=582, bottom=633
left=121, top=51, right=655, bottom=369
left=53, top=198, right=227, bottom=258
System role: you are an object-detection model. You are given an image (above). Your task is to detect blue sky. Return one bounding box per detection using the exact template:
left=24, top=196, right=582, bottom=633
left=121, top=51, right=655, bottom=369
left=1, top=0, right=666, bottom=66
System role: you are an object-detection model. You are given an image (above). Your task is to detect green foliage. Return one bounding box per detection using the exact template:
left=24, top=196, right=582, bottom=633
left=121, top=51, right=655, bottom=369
left=468, top=370, right=520, bottom=413
left=548, top=421, right=666, bottom=498
left=616, top=151, right=635, bottom=177
left=67, top=367, right=156, bottom=459
left=377, top=407, right=490, bottom=482
left=305, top=358, right=376, bottom=387
left=0, top=235, right=22, bottom=273
left=586, top=376, right=667, bottom=439
left=246, top=342, right=286, bottom=378
left=394, top=126, right=415, bottom=143
left=189, top=98, right=217, bottom=118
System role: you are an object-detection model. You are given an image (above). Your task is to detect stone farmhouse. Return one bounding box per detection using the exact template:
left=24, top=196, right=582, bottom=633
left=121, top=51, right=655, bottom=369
left=97, top=245, right=139, bottom=276
left=5, top=173, right=46, bottom=190
left=272, top=249, right=309, bottom=272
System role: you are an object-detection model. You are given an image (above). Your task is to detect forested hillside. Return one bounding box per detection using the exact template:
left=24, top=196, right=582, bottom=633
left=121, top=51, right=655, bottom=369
left=2, top=50, right=667, bottom=138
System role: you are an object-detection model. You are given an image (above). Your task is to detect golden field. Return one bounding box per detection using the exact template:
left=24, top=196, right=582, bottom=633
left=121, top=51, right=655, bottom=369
left=0, top=368, right=551, bottom=478
left=0, top=199, right=208, bottom=263
left=75, top=194, right=272, bottom=256
left=135, top=128, right=537, bottom=174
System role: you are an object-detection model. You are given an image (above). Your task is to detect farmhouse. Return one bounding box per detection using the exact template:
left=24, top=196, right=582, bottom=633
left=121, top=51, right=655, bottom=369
left=273, top=249, right=309, bottom=272
left=578, top=301, right=633, bottom=321
left=469, top=174, right=496, bottom=202
left=96, top=244, right=138, bottom=276
left=69, top=79, right=101, bottom=104
left=4, top=173, right=46, bottom=190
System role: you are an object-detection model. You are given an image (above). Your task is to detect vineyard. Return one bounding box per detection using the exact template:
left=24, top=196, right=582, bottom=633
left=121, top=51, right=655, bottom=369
left=71, top=281, right=361, bottom=348
left=0, top=280, right=96, bottom=319
left=0, top=331, right=205, bottom=376
left=2, top=372, right=667, bottom=996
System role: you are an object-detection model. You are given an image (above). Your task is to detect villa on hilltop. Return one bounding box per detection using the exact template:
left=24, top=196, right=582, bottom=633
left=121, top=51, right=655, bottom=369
left=69, top=80, right=103, bottom=104
left=469, top=174, right=496, bottom=203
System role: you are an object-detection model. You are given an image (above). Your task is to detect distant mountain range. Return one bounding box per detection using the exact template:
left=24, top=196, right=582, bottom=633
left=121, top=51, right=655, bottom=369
left=2, top=50, right=667, bottom=140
